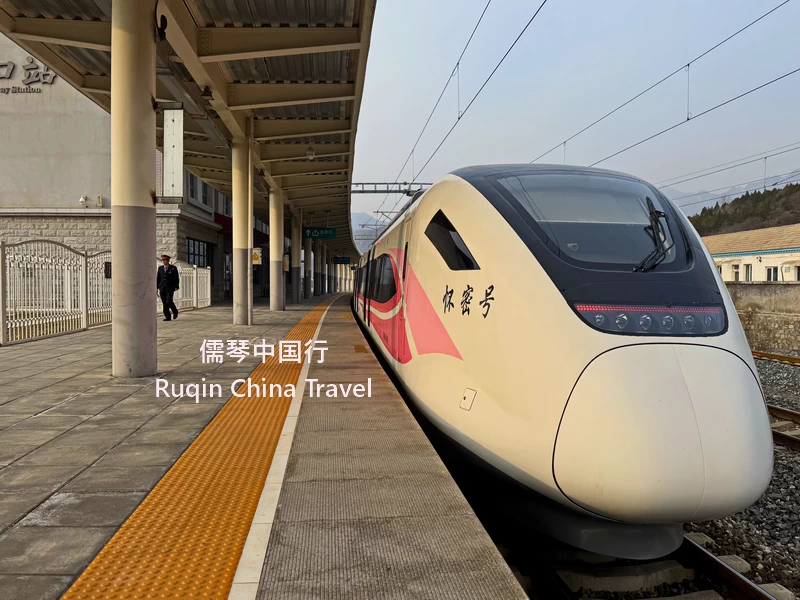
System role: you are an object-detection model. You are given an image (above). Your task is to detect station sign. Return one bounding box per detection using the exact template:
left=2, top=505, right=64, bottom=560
left=0, top=56, right=57, bottom=95
left=303, top=227, right=336, bottom=240
left=333, top=257, right=350, bottom=264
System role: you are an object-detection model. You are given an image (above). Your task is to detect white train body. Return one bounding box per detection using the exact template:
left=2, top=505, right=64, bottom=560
left=353, top=165, right=772, bottom=556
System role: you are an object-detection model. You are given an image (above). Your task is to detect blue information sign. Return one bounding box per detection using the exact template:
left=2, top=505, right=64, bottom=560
left=303, top=227, right=336, bottom=239
left=333, top=257, right=350, bottom=264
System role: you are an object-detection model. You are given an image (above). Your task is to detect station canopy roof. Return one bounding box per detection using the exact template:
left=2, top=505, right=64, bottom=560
left=0, top=0, right=376, bottom=258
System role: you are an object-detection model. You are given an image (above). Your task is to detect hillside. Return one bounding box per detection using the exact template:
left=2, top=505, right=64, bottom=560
left=688, top=183, right=800, bottom=236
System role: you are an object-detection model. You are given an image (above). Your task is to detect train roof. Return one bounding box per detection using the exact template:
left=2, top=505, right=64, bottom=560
left=451, top=163, right=639, bottom=185
left=370, top=164, right=643, bottom=251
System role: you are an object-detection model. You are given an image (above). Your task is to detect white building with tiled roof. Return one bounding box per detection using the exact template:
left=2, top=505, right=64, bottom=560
left=702, top=223, right=800, bottom=282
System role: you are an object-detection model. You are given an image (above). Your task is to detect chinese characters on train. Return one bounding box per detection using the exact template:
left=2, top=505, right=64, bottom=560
left=443, top=284, right=494, bottom=318
left=200, top=339, right=328, bottom=364
left=0, top=56, right=57, bottom=94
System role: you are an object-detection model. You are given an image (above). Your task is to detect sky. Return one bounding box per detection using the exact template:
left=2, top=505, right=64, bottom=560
left=350, top=0, right=800, bottom=230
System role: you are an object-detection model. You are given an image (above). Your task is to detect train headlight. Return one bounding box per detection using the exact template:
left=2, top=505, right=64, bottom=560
left=574, top=304, right=725, bottom=336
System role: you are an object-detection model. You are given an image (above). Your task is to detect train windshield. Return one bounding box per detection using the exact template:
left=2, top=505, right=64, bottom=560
left=495, top=173, right=679, bottom=269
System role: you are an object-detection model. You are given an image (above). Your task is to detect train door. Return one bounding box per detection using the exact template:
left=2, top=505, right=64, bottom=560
left=364, top=248, right=375, bottom=325
left=393, top=220, right=409, bottom=351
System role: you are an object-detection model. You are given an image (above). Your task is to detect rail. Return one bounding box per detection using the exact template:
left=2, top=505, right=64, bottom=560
left=767, top=404, right=800, bottom=451
left=0, top=240, right=211, bottom=345
left=752, top=350, right=800, bottom=366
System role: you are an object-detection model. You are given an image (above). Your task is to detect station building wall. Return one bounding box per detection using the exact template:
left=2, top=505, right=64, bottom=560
left=0, top=36, right=110, bottom=209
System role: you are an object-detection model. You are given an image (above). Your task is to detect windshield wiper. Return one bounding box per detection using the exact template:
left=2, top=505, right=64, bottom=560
left=633, top=197, right=674, bottom=272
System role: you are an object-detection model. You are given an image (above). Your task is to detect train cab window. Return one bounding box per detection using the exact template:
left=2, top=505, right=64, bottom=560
left=493, top=173, right=679, bottom=270
left=424, top=210, right=480, bottom=270
left=373, top=256, right=397, bottom=303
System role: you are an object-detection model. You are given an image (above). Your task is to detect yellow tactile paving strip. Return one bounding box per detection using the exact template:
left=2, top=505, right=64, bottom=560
left=63, top=298, right=335, bottom=599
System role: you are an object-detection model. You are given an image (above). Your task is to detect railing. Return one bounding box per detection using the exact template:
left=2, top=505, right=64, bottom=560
left=0, top=240, right=212, bottom=345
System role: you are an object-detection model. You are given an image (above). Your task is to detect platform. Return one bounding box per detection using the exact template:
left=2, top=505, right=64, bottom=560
left=0, top=295, right=523, bottom=599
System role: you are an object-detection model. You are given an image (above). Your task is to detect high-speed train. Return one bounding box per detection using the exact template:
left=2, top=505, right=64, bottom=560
left=352, top=164, right=773, bottom=559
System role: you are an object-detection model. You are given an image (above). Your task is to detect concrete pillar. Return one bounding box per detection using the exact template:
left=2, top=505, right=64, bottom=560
left=290, top=213, right=301, bottom=304
left=320, top=244, right=327, bottom=294
left=334, top=262, right=339, bottom=293
left=270, top=189, right=285, bottom=311
left=111, top=0, right=157, bottom=377
left=328, top=253, right=334, bottom=293
left=313, top=239, right=321, bottom=296
left=247, top=142, right=254, bottom=325
left=232, top=139, right=250, bottom=325
left=303, top=236, right=312, bottom=299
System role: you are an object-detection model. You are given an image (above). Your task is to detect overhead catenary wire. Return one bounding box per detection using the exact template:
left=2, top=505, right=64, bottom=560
left=656, top=139, right=800, bottom=186
left=669, top=167, right=800, bottom=203
left=675, top=172, right=800, bottom=209
left=372, top=0, right=494, bottom=224
left=379, top=0, right=551, bottom=227
left=529, top=0, right=793, bottom=164
left=658, top=144, right=800, bottom=188
left=588, top=66, right=800, bottom=167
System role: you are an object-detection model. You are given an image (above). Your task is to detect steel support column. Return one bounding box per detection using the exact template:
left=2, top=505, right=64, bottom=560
left=232, top=139, right=250, bottom=325
left=111, top=0, right=157, bottom=377
left=303, top=236, right=312, bottom=299
left=290, top=212, right=301, bottom=304
left=269, top=189, right=285, bottom=311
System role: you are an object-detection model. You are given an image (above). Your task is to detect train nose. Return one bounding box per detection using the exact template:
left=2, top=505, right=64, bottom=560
left=553, top=344, right=773, bottom=523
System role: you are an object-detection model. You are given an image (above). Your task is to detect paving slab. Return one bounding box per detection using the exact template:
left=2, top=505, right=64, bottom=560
left=0, top=526, right=114, bottom=575
left=62, top=466, right=169, bottom=493
left=0, top=575, right=74, bottom=599
left=19, top=492, right=146, bottom=527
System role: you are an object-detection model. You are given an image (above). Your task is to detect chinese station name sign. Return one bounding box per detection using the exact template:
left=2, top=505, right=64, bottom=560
left=0, top=56, right=57, bottom=95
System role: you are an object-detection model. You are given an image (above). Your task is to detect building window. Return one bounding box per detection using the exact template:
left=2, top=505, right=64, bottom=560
left=744, top=264, right=752, bottom=282
left=732, top=264, right=740, bottom=282
left=717, top=265, right=722, bottom=275
left=797, top=266, right=800, bottom=282
left=188, top=174, right=196, bottom=200
left=766, top=266, right=779, bottom=281
left=187, top=238, right=211, bottom=269
left=202, top=181, right=209, bottom=206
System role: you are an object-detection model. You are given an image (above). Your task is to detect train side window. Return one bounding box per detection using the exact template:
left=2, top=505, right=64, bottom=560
left=424, top=210, right=480, bottom=270
left=374, top=256, right=397, bottom=304
left=368, top=258, right=381, bottom=299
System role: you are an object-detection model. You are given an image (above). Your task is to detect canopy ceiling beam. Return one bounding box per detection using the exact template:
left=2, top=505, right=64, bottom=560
left=198, top=27, right=361, bottom=63
left=228, top=83, right=355, bottom=112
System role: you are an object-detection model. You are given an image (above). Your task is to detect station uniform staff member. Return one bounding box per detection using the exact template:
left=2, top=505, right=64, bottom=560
left=157, top=254, right=180, bottom=321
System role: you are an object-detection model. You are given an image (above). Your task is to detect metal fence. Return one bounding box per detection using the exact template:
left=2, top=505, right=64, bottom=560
left=0, top=240, right=211, bottom=345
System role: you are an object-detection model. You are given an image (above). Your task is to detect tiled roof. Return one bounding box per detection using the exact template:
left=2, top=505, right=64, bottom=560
left=702, top=223, right=800, bottom=255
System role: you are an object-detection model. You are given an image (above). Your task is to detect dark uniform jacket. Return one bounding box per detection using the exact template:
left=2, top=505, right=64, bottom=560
left=157, top=265, right=180, bottom=291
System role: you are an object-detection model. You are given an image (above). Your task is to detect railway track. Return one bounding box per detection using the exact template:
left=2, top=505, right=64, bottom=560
left=518, top=534, right=790, bottom=600
left=767, top=404, right=800, bottom=451
left=750, top=350, right=800, bottom=451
